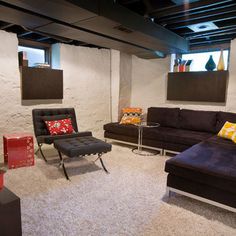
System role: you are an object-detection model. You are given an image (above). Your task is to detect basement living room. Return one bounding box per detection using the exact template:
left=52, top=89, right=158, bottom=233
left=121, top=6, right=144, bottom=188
left=0, top=0, right=236, bottom=235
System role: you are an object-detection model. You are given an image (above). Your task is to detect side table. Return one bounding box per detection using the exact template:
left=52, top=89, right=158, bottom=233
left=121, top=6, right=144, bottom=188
left=3, top=133, right=34, bottom=169
left=132, top=122, right=160, bottom=156
left=0, top=187, right=22, bottom=236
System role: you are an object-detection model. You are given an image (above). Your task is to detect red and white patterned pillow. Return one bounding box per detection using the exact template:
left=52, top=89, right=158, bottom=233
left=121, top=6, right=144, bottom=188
left=44, top=118, right=74, bottom=135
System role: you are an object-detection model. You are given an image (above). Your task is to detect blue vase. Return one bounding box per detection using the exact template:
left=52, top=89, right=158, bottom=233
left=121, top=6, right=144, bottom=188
left=205, top=55, right=216, bottom=71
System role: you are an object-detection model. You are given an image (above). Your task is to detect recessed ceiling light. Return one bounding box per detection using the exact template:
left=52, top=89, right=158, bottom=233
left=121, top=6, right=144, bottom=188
left=187, top=22, right=218, bottom=32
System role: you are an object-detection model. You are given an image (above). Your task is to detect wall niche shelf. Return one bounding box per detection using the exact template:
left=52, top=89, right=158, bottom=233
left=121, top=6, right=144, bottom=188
left=167, top=71, right=229, bottom=103
left=20, top=67, right=63, bottom=100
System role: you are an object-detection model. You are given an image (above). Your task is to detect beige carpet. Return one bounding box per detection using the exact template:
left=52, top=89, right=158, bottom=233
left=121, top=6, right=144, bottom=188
left=3, top=144, right=236, bottom=236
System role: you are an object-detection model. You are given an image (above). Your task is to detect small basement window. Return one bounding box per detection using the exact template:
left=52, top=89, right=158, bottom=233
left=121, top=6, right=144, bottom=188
left=181, top=50, right=229, bottom=72
left=18, top=46, right=46, bottom=67
left=18, top=39, right=51, bottom=68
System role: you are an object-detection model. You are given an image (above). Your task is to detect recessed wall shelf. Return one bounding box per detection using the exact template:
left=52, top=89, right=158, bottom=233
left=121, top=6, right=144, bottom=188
left=167, top=71, right=229, bottom=103
left=21, top=67, right=63, bottom=100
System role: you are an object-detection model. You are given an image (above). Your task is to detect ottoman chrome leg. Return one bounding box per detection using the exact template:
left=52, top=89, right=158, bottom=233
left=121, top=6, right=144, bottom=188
left=97, top=153, right=109, bottom=174
left=38, top=143, right=48, bottom=162
left=58, top=151, right=70, bottom=180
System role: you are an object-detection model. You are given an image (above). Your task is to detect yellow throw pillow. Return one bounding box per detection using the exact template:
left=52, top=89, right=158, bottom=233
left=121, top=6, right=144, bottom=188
left=120, top=107, right=142, bottom=125
left=218, top=121, right=236, bottom=142
left=232, top=132, right=236, bottom=143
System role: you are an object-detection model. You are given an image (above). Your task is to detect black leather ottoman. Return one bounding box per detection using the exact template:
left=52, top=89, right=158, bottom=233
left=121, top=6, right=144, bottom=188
left=54, top=136, right=112, bottom=180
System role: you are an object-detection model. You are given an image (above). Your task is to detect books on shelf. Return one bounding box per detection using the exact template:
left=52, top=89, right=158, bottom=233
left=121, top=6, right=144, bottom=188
left=33, top=63, right=50, bottom=68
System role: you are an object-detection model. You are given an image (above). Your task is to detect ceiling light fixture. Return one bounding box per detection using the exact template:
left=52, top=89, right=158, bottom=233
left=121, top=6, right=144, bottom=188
left=187, top=22, right=219, bottom=32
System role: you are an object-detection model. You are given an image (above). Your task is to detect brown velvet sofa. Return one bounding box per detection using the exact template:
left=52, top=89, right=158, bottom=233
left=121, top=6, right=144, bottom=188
left=104, top=107, right=220, bottom=153
left=104, top=107, right=236, bottom=211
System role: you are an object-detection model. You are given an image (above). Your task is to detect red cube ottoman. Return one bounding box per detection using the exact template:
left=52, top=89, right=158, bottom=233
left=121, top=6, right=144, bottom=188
left=3, top=133, right=34, bottom=169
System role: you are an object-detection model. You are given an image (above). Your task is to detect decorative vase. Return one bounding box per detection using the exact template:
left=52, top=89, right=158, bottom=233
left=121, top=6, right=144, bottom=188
left=185, top=60, right=192, bottom=72
left=217, top=50, right=225, bottom=71
left=205, top=55, right=216, bottom=71
left=173, top=59, right=179, bottom=72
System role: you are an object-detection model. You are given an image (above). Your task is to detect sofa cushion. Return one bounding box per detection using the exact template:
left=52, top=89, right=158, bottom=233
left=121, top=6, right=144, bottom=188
left=216, top=111, right=236, bottom=132
left=147, top=107, right=180, bottom=128
left=165, top=141, right=236, bottom=194
left=180, top=109, right=217, bottom=133
left=144, top=127, right=212, bottom=146
left=104, top=122, right=138, bottom=137
left=206, top=135, right=236, bottom=148
left=37, top=131, right=92, bottom=144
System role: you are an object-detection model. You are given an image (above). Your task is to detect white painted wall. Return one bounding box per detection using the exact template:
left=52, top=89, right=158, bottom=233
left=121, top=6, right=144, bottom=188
left=110, top=50, right=132, bottom=121
left=131, top=39, right=236, bottom=114
left=118, top=52, right=132, bottom=120
left=59, top=44, right=111, bottom=136
left=131, top=55, right=170, bottom=113
left=111, top=49, right=120, bottom=122
left=0, top=30, right=111, bottom=153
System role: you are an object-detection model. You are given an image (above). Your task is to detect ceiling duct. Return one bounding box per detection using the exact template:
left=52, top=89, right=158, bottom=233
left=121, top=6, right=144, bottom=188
left=0, top=0, right=188, bottom=58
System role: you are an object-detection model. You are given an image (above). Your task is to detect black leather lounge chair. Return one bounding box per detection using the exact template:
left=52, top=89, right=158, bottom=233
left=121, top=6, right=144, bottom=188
left=32, top=108, right=91, bottom=162
left=32, top=108, right=111, bottom=180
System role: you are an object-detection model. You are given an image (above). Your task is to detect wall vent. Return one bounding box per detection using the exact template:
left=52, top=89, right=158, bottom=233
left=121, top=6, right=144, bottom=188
left=113, top=25, right=133, bottom=33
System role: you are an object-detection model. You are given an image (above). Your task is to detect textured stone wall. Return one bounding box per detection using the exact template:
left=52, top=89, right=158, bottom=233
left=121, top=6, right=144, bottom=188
left=0, top=30, right=111, bottom=153
left=59, top=44, right=111, bottom=137
left=118, top=52, right=132, bottom=120
left=110, top=50, right=132, bottom=122
left=131, top=55, right=169, bottom=113
left=110, top=50, right=120, bottom=122
left=131, top=40, right=236, bottom=114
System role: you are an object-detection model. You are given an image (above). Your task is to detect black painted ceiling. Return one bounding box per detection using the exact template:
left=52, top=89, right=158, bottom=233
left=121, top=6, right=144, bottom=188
left=118, top=0, right=236, bottom=49
left=0, top=0, right=234, bottom=57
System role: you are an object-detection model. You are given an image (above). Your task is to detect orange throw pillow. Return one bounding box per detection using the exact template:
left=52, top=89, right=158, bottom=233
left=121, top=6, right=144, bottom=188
left=120, top=107, right=142, bottom=125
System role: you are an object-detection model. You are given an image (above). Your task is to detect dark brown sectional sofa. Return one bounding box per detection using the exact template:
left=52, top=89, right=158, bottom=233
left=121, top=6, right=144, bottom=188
left=104, top=107, right=236, bottom=212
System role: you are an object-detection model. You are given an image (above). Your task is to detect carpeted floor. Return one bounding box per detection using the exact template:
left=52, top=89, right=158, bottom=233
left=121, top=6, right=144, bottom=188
left=3, top=144, right=236, bottom=236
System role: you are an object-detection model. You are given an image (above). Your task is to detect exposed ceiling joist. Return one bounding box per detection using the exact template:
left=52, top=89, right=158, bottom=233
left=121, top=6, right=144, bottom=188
left=157, top=2, right=236, bottom=22
left=36, top=36, right=51, bottom=42
left=190, top=42, right=230, bottom=51
left=18, top=31, right=33, bottom=37
left=190, top=34, right=236, bottom=44
left=118, top=0, right=140, bottom=4
left=186, top=27, right=236, bottom=39
left=190, top=38, right=232, bottom=46
left=168, top=12, right=236, bottom=30
left=157, top=5, right=236, bottom=25
left=118, top=0, right=236, bottom=48
left=171, top=0, right=199, bottom=4
left=191, top=31, right=236, bottom=40
left=0, top=23, right=14, bottom=29
left=149, top=0, right=234, bottom=18
left=181, top=24, right=236, bottom=37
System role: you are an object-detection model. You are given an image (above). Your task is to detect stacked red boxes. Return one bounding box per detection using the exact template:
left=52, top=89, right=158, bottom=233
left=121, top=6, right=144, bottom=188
left=3, top=134, right=34, bottom=169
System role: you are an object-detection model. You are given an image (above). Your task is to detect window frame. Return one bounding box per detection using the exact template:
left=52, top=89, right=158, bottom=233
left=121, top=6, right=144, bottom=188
left=174, top=48, right=230, bottom=72
left=18, top=38, right=51, bottom=67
